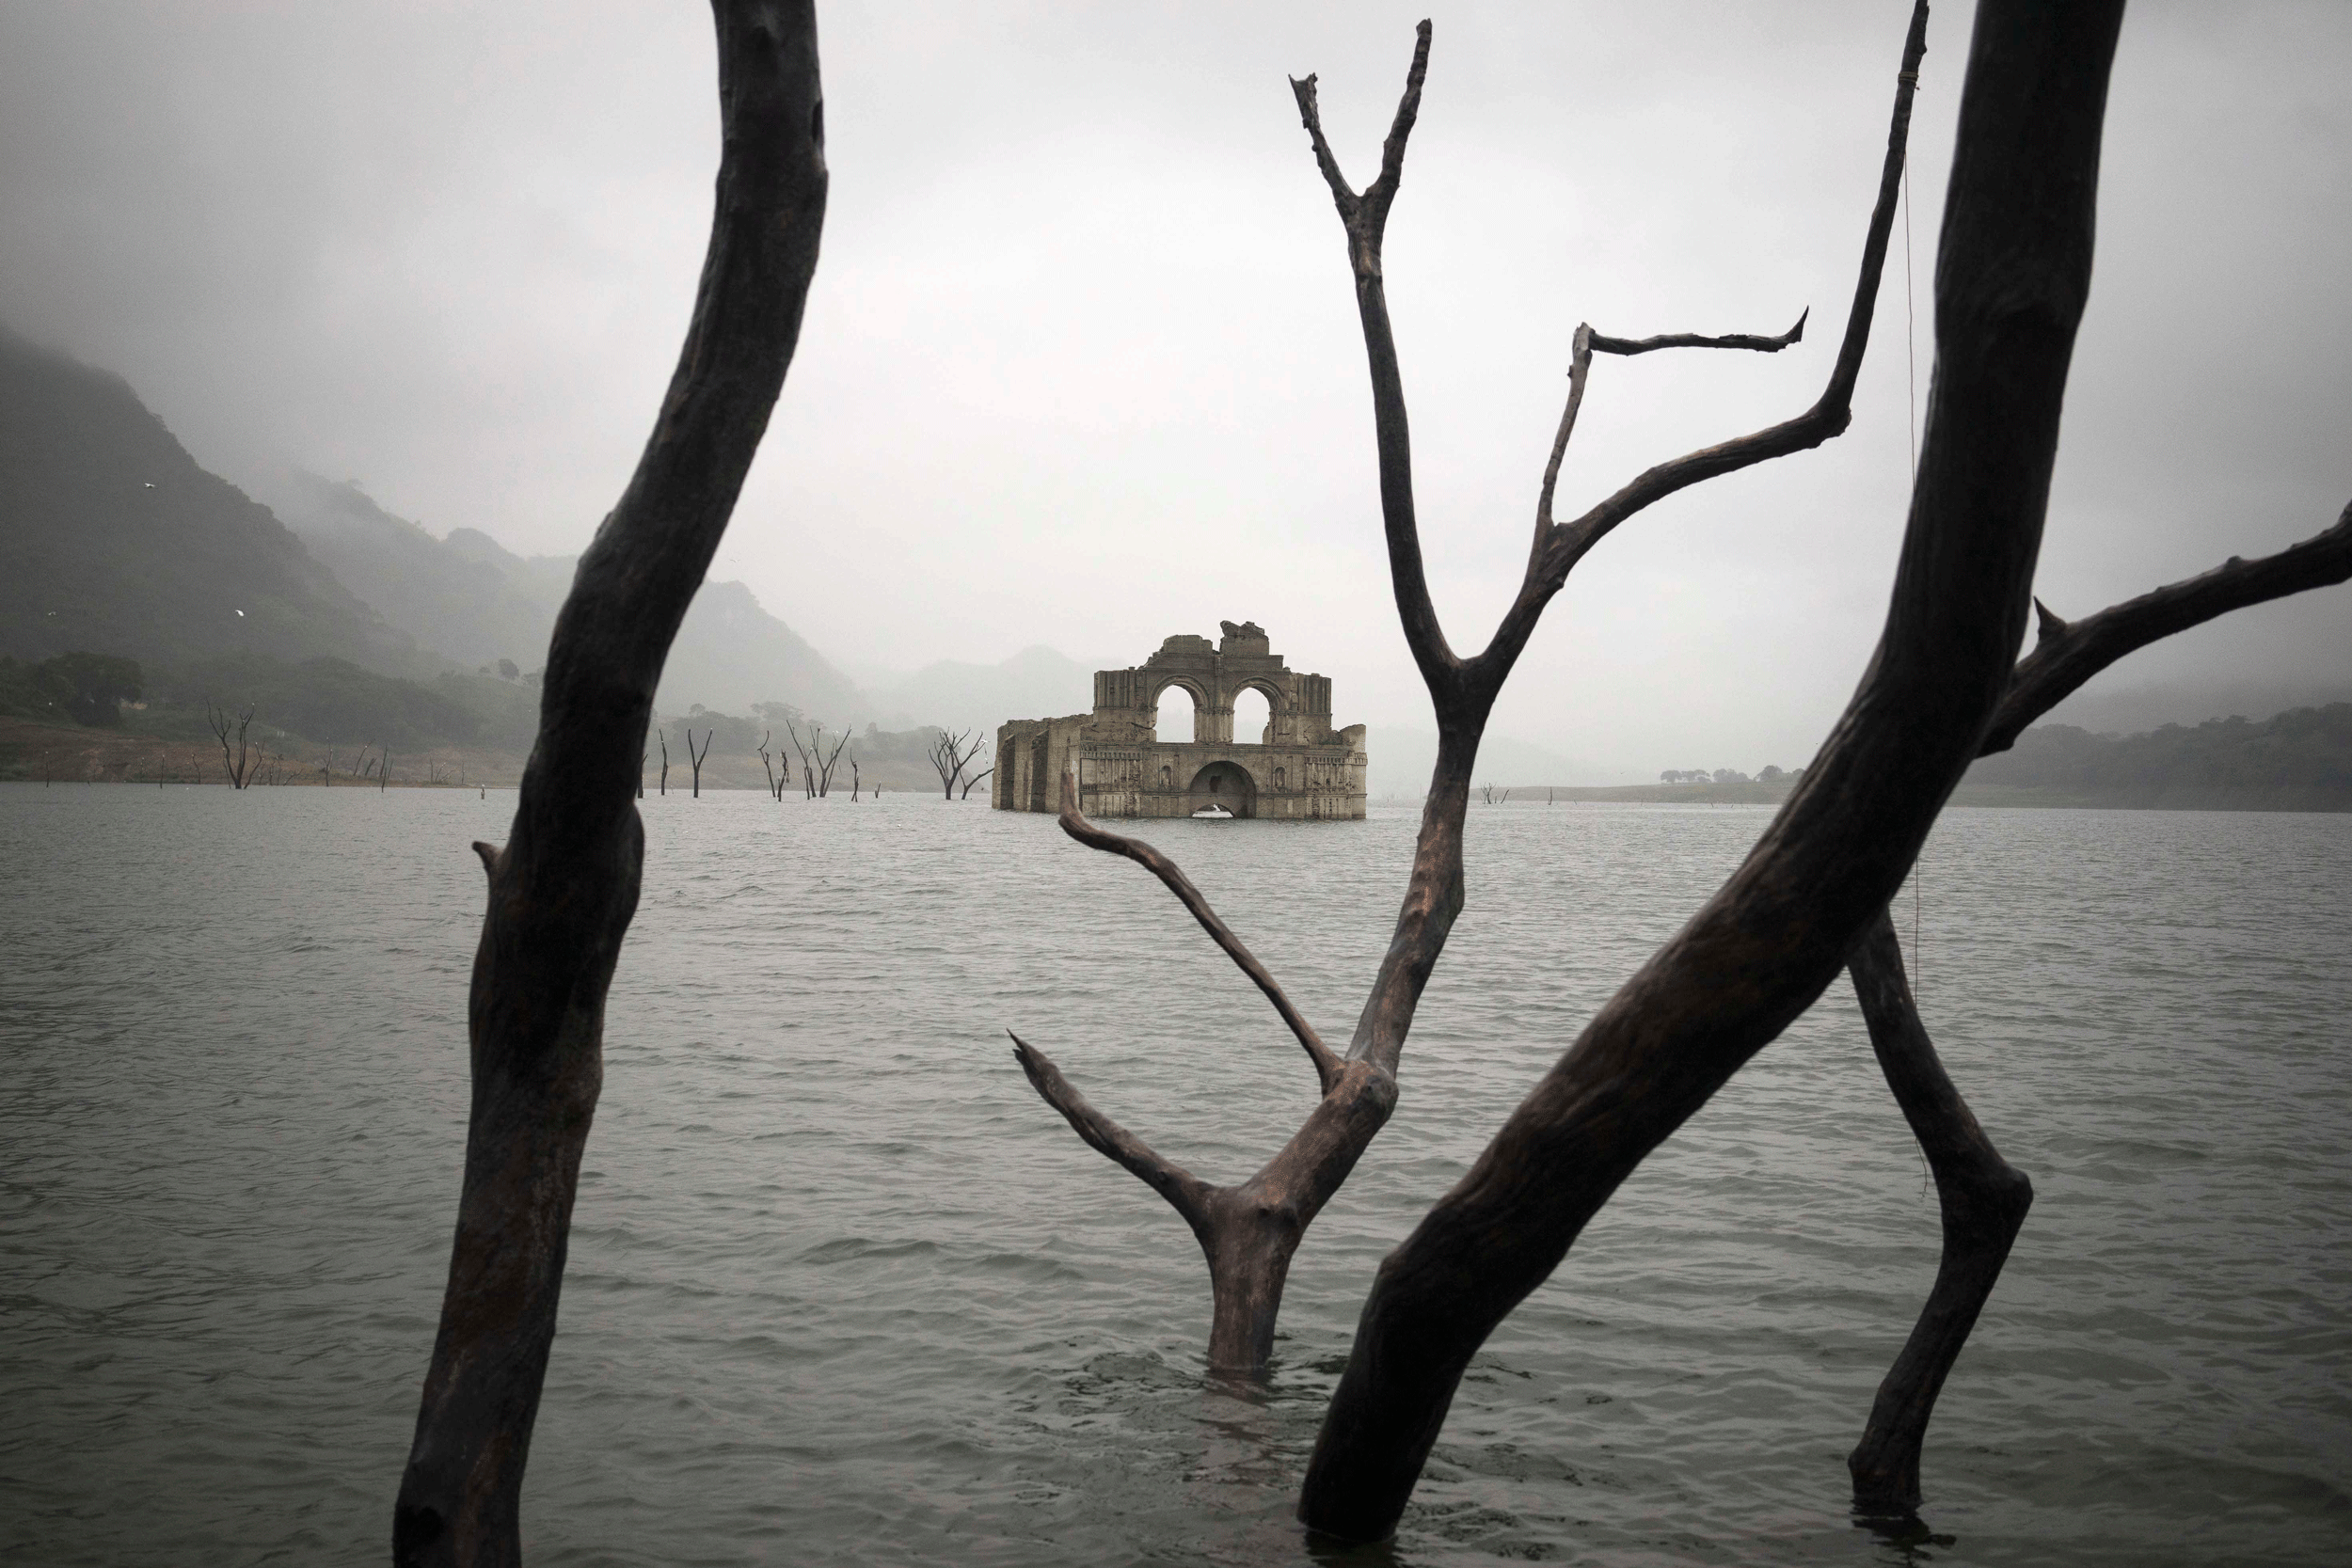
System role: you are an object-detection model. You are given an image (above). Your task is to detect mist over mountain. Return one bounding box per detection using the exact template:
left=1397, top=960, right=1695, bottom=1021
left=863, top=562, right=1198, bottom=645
left=262, top=468, right=866, bottom=721
left=860, top=644, right=1102, bottom=736
left=0, top=328, right=422, bottom=675
left=1366, top=729, right=1608, bottom=796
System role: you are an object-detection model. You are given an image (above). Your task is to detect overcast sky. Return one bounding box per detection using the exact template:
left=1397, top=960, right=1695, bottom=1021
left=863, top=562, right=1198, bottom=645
left=3, top=1, right=2344, bottom=775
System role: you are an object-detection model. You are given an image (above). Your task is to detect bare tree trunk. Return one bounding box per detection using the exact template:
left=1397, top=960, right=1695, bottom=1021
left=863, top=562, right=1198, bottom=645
left=687, top=727, right=710, bottom=798
left=1844, top=908, right=2029, bottom=1512
left=757, top=732, right=781, bottom=800
left=960, top=767, right=991, bottom=800
left=206, top=701, right=257, bottom=788
left=928, top=726, right=985, bottom=799
left=1294, top=2, right=2121, bottom=1539
left=1845, top=499, right=2352, bottom=1512
left=391, top=7, right=826, bottom=1562
left=1015, top=4, right=1925, bottom=1383
left=660, top=732, right=669, bottom=796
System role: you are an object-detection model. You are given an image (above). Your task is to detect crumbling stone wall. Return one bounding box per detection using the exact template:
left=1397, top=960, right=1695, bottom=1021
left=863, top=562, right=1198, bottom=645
left=995, top=622, right=1366, bottom=819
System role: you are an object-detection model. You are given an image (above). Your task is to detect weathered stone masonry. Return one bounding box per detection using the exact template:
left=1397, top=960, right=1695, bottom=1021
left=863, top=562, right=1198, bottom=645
left=994, top=622, right=1367, bottom=819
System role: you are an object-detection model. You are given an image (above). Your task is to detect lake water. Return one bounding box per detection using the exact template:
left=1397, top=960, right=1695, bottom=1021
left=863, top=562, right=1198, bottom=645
left=3, top=783, right=2348, bottom=1566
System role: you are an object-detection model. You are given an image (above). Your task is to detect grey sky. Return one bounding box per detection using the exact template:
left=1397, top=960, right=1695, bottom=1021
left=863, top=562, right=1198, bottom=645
left=3, top=2, right=2344, bottom=776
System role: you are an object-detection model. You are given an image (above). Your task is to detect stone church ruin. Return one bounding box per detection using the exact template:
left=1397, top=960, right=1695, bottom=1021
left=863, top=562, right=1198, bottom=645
left=994, top=622, right=1367, bottom=819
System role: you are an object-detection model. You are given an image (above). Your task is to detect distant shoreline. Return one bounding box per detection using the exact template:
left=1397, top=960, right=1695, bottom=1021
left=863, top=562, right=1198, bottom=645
left=1376, top=781, right=2352, bottom=813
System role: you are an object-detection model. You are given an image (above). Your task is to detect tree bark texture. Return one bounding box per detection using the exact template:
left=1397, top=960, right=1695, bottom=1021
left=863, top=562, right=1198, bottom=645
left=1848, top=497, right=2352, bottom=1512
left=1016, top=4, right=1926, bottom=1382
left=1844, top=908, right=2030, bottom=1512
left=391, top=7, right=826, bottom=1565
left=1296, top=0, right=2122, bottom=1540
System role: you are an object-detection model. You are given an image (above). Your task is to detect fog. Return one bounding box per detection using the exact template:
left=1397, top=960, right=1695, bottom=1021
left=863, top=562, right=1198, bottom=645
left=2, top=1, right=2344, bottom=777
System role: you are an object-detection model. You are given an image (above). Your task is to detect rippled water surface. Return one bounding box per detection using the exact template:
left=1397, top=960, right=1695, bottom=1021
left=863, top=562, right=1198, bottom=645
left=3, top=783, right=2349, bottom=1565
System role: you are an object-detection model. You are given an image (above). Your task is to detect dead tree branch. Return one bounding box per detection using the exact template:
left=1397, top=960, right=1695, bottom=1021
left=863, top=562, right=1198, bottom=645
left=1295, top=0, right=2121, bottom=1539
left=756, top=730, right=788, bottom=800
left=1018, top=5, right=1931, bottom=1386
left=686, top=727, right=712, bottom=798
left=392, top=4, right=827, bottom=1561
left=1057, top=768, right=1342, bottom=1092
left=204, top=701, right=257, bottom=789
left=1847, top=499, right=2352, bottom=1513
left=787, top=718, right=850, bottom=797
left=927, top=726, right=988, bottom=799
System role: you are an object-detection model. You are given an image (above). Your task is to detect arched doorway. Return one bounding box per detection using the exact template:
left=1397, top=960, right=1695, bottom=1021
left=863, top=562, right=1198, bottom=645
left=1187, top=761, right=1257, bottom=818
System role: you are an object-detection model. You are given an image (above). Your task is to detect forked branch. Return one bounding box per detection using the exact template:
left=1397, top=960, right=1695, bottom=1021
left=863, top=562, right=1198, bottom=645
left=1848, top=497, right=2352, bottom=1510
left=1535, top=310, right=1813, bottom=545
left=1988, top=499, right=2352, bottom=753
left=1518, top=0, right=1931, bottom=631
left=1297, top=0, right=2121, bottom=1537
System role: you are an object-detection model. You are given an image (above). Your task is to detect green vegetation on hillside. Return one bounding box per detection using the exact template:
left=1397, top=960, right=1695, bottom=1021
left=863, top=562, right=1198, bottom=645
left=0, top=329, right=423, bottom=675
left=1959, top=703, right=2352, bottom=810
left=0, top=652, right=143, bottom=726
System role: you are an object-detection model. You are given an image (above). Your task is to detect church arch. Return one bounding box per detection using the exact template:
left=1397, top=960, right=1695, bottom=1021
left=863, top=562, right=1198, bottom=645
left=1153, top=680, right=1203, bottom=743
left=1186, top=760, right=1258, bottom=818
left=1232, top=686, right=1273, bottom=745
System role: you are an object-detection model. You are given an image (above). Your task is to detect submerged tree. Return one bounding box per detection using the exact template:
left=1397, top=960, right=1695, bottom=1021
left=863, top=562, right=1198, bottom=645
left=1289, top=2, right=2344, bottom=1541
left=1841, top=505, right=2352, bottom=1513
left=391, top=4, right=828, bottom=1562
left=786, top=715, right=850, bottom=797
left=685, top=727, right=712, bottom=798
left=1013, top=6, right=1928, bottom=1378
left=756, top=729, right=791, bottom=800
left=204, top=700, right=258, bottom=789
left=926, top=726, right=989, bottom=800
left=1018, top=0, right=2347, bottom=1538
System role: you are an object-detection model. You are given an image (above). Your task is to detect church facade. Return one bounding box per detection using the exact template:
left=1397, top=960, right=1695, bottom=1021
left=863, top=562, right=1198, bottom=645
left=993, top=622, right=1367, bottom=820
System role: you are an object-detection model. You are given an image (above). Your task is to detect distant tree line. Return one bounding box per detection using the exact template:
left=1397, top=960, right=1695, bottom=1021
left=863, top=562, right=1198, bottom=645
left=1660, top=765, right=1800, bottom=785
left=1963, top=704, right=2352, bottom=807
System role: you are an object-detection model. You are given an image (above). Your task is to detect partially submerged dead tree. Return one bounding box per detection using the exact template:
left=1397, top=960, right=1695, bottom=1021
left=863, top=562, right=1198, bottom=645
left=659, top=731, right=670, bottom=796
left=1294, top=1, right=2127, bottom=1539
left=927, top=726, right=988, bottom=799
left=204, top=700, right=257, bottom=788
left=392, top=5, right=827, bottom=1563
left=1014, top=7, right=1928, bottom=1378
left=960, top=765, right=992, bottom=800
left=1845, top=500, right=2352, bottom=1514
left=685, top=727, right=712, bottom=798
left=786, top=716, right=850, bottom=797
left=757, top=729, right=790, bottom=800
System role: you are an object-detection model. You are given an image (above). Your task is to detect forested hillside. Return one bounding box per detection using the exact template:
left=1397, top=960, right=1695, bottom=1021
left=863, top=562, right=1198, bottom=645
left=0, top=329, right=423, bottom=675
left=1959, top=704, right=2352, bottom=810
left=0, top=330, right=882, bottom=770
